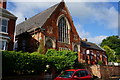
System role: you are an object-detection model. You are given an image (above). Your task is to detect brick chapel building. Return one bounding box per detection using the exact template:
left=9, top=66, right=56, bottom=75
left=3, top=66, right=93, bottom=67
left=15, top=1, right=107, bottom=65
left=0, top=0, right=17, bottom=51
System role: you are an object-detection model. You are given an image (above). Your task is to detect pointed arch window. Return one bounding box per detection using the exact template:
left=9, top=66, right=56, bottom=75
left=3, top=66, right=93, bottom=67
left=45, top=39, right=53, bottom=49
left=58, top=17, right=69, bottom=43
left=74, top=45, right=78, bottom=52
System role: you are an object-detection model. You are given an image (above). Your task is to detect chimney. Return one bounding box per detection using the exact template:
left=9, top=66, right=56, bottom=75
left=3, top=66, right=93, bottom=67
left=0, top=0, right=7, bottom=9
left=83, top=38, right=87, bottom=42
left=61, top=0, right=64, bottom=2
left=25, top=17, right=27, bottom=21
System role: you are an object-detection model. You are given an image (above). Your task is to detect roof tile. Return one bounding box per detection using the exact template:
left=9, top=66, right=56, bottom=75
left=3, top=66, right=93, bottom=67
left=16, top=3, right=59, bottom=36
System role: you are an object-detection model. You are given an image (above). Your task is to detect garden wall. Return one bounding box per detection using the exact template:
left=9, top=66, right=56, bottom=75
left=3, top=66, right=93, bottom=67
left=2, top=74, right=44, bottom=80
left=90, top=65, right=120, bottom=80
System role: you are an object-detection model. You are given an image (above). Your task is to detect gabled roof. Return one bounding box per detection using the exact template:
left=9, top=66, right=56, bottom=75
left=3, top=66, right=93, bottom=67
left=81, top=40, right=105, bottom=51
left=16, top=3, right=59, bottom=36
left=0, top=8, right=17, bottom=20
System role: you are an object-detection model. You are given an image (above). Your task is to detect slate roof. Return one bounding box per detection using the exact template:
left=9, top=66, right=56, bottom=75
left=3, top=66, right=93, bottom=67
left=16, top=3, right=59, bottom=36
left=0, top=8, right=17, bottom=20
left=81, top=40, right=105, bottom=51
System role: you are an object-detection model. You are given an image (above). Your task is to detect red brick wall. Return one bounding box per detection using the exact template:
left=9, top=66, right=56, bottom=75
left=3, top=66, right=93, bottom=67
left=100, top=66, right=120, bottom=79
left=41, top=2, right=80, bottom=50
left=8, top=19, right=16, bottom=51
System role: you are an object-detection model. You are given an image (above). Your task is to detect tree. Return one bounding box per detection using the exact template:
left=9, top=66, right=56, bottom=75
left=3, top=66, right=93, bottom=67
left=100, top=35, right=120, bottom=61
left=100, top=35, right=120, bottom=55
left=102, top=45, right=116, bottom=62
left=45, top=49, right=77, bottom=72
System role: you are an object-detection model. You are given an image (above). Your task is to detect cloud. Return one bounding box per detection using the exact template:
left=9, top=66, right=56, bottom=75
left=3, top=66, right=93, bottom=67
left=75, top=23, right=90, bottom=38
left=87, top=36, right=107, bottom=44
left=67, top=2, right=117, bottom=44
left=8, top=2, right=57, bottom=24
left=14, top=12, right=24, bottom=24
left=9, top=1, right=118, bottom=29
left=75, top=23, right=107, bottom=44
left=93, top=6, right=118, bottom=29
left=67, top=2, right=118, bottom=29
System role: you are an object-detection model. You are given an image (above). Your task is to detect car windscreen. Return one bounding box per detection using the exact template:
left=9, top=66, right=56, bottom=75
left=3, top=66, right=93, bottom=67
left=59, top=71, right=74, bottom=78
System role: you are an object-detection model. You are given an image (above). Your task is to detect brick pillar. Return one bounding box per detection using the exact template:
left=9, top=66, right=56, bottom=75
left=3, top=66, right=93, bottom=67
left=100, top=54, right=105, bottom=65
left=81, top=53, right=83, bottom=62
left=77, top=45, right=81, bottom=63
left=105, top=58, right=108, bottom=65
left=78, top=51, right=81, bottom=63
left=100, top=54, right=103, bottom=61
left=87, top=55, right=91, bottom=64
left=94, top=53, right=97, bottom=64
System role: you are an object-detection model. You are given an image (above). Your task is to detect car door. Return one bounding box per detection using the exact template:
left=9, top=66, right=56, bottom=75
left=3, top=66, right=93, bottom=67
left=73, top=70, right=91, bottom=80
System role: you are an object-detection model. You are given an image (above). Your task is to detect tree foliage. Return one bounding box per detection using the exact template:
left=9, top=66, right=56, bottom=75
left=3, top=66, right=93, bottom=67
left=102, top=45, right=116, bottom=62
left=100, top=35, right=120, bottom=62
left=46, top=49, right=77, bottom=72
left=98, top=60, right=103, bottom=65
left=100, top=36, right=120, bottom=55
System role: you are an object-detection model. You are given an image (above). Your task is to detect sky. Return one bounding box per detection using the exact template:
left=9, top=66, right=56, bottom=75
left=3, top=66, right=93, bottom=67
left=7, top=0, right=119, bottom=44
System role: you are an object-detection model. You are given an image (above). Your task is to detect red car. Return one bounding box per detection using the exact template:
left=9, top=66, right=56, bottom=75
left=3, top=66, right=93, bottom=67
left=54, top=69, right=92, bottom=80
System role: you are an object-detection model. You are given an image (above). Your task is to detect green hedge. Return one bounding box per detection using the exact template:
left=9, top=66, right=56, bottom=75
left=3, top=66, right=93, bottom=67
left=2, top=51, right=47, bottom=76
left=2, top=49, right=77, bottom=76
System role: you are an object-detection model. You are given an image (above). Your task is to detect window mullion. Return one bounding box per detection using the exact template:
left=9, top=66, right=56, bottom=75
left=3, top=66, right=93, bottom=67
left=63, top=18, right=65, bottom=42
left=66, top=22, right=67, bottom=43
left=4, top=41, right=6, bottom=50
left=65, top=20, right=66, bottom=42
left=58, top=23, right=60, bottom=41
left=62, top=18, right=63, bottom=42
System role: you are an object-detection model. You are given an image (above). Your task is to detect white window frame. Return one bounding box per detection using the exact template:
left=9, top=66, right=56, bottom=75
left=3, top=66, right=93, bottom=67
left=0, top=39, right=8, bottom=50
left=0, top=17, right=9, bottom=33
left=86, top=50, right=90, bottom=54
left=59, top=47, right=70, bottom=51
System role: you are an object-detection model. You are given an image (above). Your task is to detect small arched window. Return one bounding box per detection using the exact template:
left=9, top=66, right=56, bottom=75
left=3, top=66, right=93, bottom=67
left=45, top=39, right=53, bottom=49
left=74, top=45, right=78, bottom=52
left=58, top=17, right=69, bottom=43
